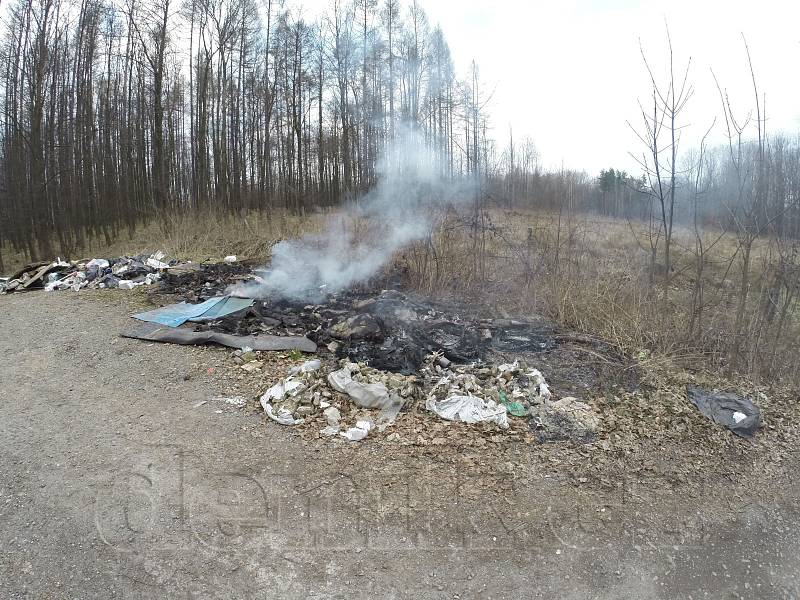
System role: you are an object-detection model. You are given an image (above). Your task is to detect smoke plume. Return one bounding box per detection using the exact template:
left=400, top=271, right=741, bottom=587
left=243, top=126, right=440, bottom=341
left=230, top=127, right=473, bottom=301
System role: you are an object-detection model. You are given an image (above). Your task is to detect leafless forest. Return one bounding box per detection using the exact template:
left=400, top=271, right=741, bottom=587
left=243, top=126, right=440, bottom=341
left=2, top=0, right=800, bottom=382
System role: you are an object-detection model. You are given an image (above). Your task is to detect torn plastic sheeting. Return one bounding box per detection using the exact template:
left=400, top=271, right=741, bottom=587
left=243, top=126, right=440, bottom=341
left=121, top=321, right=317, bottom=352
left=327, top=365, right=392, bottom=409
left=686, top=386, right=761, bottom=438
left=427, top=395, right=509, bottom=429
left=376, top=394, right=405, bottom=431
left=133, top=295, right=254, bottom=327
left=190, top=296, right=254, bottom=322
left=261, top=379, right=304, bottom=402
left=261, top=399, right=305, bottom=426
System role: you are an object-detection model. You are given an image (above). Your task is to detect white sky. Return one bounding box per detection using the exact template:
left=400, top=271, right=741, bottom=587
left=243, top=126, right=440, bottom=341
left=423, top=0, right=800, bottom=174
left=303, top=0, right=800, bottom=175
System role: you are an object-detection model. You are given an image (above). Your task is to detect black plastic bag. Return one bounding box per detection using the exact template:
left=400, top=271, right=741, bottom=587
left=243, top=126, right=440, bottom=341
left=686, top=386, right=761, bottom=438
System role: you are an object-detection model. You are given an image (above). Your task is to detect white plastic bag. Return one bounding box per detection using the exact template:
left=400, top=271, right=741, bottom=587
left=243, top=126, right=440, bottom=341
left=259, top=378, right=306, bottom=425
left=146, top=251, right=170, bottom=270
left=261, top=400, right=305, bottom=426
left=426, top=395, right=509, bottom=429
left=288, top=359, right=322, bottom=376
left=328, top=364, right=391, bottom=409
left=340, top=419, right=372, bottom=441
left=261, top=378, right=303, bottom=402
left=527, top=369, right=552, bottom=402
left=86, top=258, right=110, bottom=269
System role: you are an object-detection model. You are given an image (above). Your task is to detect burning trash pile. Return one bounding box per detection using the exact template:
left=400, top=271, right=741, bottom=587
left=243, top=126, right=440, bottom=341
left=257, top=353, right=601, bottom=444
left=168, top=285, right=559, bottom=375
left=136, top=264, right=605, bottom=443
left=155, top=260, right=252, bottom=302
left=1, top=251, right=175, bottom=294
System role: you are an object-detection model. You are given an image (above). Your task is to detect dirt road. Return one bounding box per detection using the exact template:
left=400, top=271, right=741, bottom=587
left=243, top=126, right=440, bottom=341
left=1, top=290, right=799, bottom=599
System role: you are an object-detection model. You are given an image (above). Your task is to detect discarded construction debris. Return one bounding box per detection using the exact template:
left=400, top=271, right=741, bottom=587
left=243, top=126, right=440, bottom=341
left=121, top=321, right=317, bottom=352
left=133, top=295, right=254, bottom=327
left=252, top=353, right=601, bottom=443
left=1, top=252, right=175, bottom=294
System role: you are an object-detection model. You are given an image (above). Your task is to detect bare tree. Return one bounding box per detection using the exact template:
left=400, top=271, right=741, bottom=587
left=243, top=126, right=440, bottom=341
left=629, top=24, right=693, bottom=295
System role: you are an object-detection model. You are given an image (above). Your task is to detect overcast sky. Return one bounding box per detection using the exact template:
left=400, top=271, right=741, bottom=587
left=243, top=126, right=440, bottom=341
left=304, top=0, right=800, bottom=175
left=425, top=0, right=800, bottom=174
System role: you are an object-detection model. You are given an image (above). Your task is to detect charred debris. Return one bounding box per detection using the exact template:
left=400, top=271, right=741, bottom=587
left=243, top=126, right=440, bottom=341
left=148, top=262, right=645, bottom=442
left=159, top=262, right=559, bottom=375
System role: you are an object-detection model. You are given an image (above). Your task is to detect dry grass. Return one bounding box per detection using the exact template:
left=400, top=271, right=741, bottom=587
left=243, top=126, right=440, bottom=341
left=1, top=209, right=324, bottom=273
left=397, top=207, right=800, bottom=384
left=4, top=204, right=798, bottom=384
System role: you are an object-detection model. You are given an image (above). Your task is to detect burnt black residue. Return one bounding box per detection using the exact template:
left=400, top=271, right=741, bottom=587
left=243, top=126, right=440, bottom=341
left=158, top=262, right=254, bottom=301
left=181, top=286, right=555, bottom=374
left=155, top=264, right=638, bottom=392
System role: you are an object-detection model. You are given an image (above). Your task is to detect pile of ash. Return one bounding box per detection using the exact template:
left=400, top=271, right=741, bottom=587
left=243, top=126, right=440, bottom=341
left=186, top=287, right=557, bottom=375
left=158, top=262, right=254, bottom=301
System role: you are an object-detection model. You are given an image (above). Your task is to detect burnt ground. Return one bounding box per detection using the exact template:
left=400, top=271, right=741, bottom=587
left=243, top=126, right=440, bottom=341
left=156, top=263, right=638, bottom=396
left=2, top=289, right=800, bottom=599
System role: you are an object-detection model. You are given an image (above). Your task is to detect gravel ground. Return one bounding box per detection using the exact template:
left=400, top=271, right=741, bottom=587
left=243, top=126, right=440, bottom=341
left=1, top=289, right=799, bottom=599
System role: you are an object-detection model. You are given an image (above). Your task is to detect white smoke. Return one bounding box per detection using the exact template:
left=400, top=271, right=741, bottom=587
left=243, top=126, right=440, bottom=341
left=231, top=127, right=474, bottom=301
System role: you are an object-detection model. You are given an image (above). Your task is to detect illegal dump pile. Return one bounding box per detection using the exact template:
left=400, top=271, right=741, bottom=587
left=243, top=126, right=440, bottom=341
left=164, top=284, right=559, bottom=375
left=6, top=257, right=765, bottom=447
left=144, top=264, right=608, bottom=442
left=0, top=251, right=175, bottom=293
left=257, top=351, right=601, bottom=443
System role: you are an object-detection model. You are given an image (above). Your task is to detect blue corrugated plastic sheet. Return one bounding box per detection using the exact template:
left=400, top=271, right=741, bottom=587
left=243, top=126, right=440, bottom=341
left=133, top=295, right=254, bottom=327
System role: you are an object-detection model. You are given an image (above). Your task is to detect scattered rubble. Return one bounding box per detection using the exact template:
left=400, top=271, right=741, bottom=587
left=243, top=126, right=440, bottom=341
left=258, top=359, right=420, bottom=437
left=422, top=357, right=551, bottom=416
left=1, top=252, right=175, bottom=294
left=139, top=263, right=612, bottom=444
left=250, top=352, right=602, bottom=444
left=158, top=262, right=253, bottom=301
